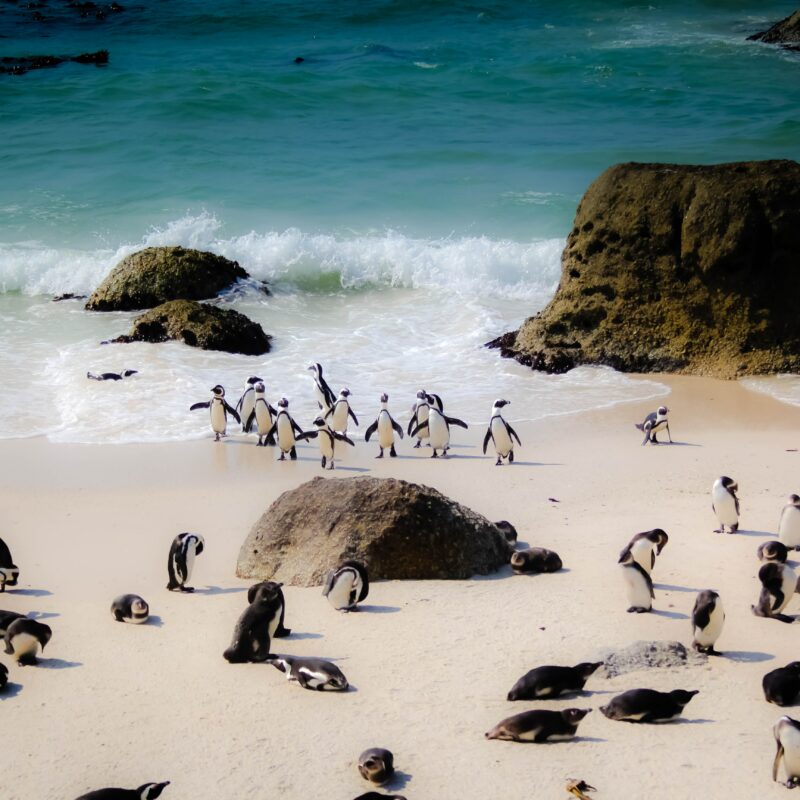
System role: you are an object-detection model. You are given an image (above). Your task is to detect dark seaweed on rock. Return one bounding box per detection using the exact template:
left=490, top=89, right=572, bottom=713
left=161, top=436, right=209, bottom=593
left=748, top=11, right=800, bottom=52
left=0, top=50, right=108, bottom=75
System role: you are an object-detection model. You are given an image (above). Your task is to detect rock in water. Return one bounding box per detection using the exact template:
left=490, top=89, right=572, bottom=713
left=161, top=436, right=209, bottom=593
left=86, top=246, right=249, bottom=311
left=111, top=299, right=271, bottom=355
left=490, top=161, right=800, bottom=379
left=599, top=640, right=707, bottom=678
left=748, top=11, right=800, bottom=51
left=236, top=476, right=513, bottom=584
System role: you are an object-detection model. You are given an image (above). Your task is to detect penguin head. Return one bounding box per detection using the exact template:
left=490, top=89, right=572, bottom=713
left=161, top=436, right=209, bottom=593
left=788, top=494, right=800, bottom=505
left=137, top=783, right=170, bottom=800
left=278, top=397, right=289, bottom=408
left=657, top=405, right=668, bottom=416
left=509, top=551, right=527, bottom=569
left=122, top=369, right=138, bottom=377
left=424, top=393, right=436, bottom=405
left=131, top=597, right=149, bottom=615
left=785, top=662, right=800, bottom=674
left=36, top=622, right=53, bottom=650
left=247, top=376, right=263, bottom=386
left=650, top=528, right=669, bottom=553
left=254, top=382, right=265, bottom=394
left=493, top=399, right=510, bottom=410
left=211, top=385, right=225, bottom=397
left=720, top=476, right=738, bottom=493
left=416, top=389, right=427, bottom=400
left=307, top=363, right=321, bottom=375
left=312, top=417, right=327, bottom=428
left=380, top=393, right=389, bottom=403
left=563, top=708, right=592, bottom=723
left=339, top=387, right=351, bottom=398
left=575, top=662, right=604, bottom=679
left=669, top=689, right=699, bottom=707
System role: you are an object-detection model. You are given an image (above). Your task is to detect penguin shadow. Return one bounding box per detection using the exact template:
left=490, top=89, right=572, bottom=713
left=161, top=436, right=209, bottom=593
left=723, top=650, right=774, bottom=663
left=657, top=441, right=701, bottom=447
left=355, top=604, right=401, bottom=614
left=732, top=529, right=774, bottom=539
left=569, top=735, right=607, bottom=743
left=670, top=718, right=715, bottom=725
left=28, top=611, right=59, bottom=621
left=285, top=632, right=322, bottom=640
left=330, top=466, right=371, bottom=473
left=36, top=657, right=82, bottom=670
left=194, top=586, right=248, bottom=596
left=145, top=615, right=164, bottom=627
left=503, top=461, right=563, bottom=467
left=0, top=683, right=23, bottom=700
left=650, top=608, right=689, bottom=620
left=8, top=588, right=52, bottom=597
left=382, top=770, right=412, bottom=790
left=653, top=583, right=703, bottom=593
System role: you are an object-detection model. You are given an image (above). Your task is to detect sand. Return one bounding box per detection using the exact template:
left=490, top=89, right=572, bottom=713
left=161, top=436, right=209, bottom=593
left=1, top=375, right=799, bottom=799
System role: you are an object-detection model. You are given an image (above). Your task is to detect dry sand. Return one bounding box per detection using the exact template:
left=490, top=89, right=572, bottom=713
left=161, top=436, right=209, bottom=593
left=1, top=375, right=799, bottom=799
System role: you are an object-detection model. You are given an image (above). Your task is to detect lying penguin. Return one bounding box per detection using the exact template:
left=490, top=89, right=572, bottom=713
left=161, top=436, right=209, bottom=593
left=269, top=655, right=349, bottom=691
left=600, top=688, right=699, bottom=722
left=87, top=369, right=138, bottom=381
left=110, top=594, right=149, bottom=624
left=74, top=782, right=170, bottom=800
left=485, top=708, right=591, bottom=743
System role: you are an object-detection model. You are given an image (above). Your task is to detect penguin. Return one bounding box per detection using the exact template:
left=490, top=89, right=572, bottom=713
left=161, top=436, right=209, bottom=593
left=110, top=594, right=150, bottom=624
left=763, top=663, right=800, bottom=706
left=600, top=688, right=698, bottom=722
left=482, top=399, right=521, bottom=465
left=759, top=541, right=789, bottom=563
left=323, top=560, right=369, bottom=611
left=245, top=382, right=277, bottom=446
left=190, top=385, right=241, bottom=441
left=635, top=405, right=671, bottom=445
left=779, top=495, right=800, bottom=550
left=774, top=716, right=800, bottom=787
left=247, top=581, right=291, bottom=637
left=297, top=417, right=355, bottom=470
left=495, top=520, right=518, bottom=545
left=0, top=661, right=7, bottom=691
left=618, top=529, right=669, bottom=575
left=87, top=369, right=138, bottom=381
left=358, top=748, right=394, bottom=784
left=4, top=617, right=52, bottom=665
left=324, top=387, right=358, bottom=434
left=266, top=397, right=304, bottom=460
left=235, top=376, right=263, bottom=433
left=364, top=393, right=404, bottom=458
left=307, top=362, right=336, bottom=413
left=507, top=662, right=603, bottom=701
left=408, top=390, right=432, bottom=448
left=752, top=561, right=798, bottom=623
left=712, top=475, right=740, bottom=533
left=410, top=397, right=468, bottom=458
left=510, top=547, right=562, bottom=574
left=0, top=536, right=19, bottom=592
left=74, top=782, right=170, bottom=800
left=485, top=708, right=591, bottom=743
left=619, top=548, right=654, bottom=613
left=270, top=655, right=349, bottom=691
left=0, top=609, right=24, bottom=637
left=166, top=532, right=204, bottom=593
left=223, top=580, right=286, bottom=663
left=691, top=589, right=725, bottom=655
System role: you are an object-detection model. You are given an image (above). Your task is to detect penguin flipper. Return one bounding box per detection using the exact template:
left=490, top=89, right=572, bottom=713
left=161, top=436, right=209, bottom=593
left=505, top=421, right=522, bottom=446
left=774, top=740, right=785, bottom=782
left=334, top=432, right=355, bottom=446
left=390, top=416, right=404, bottom=439
left=348, top=408, right=359, bottom=426
left=224, top=402, right=241, bottom=423
left=268, top=403, right=277, bottom=416
left=407, top=412, right=417, bottom=435
left=296, top=431, right=318, bottom=441
left=364, top=421, right=378, bottom=442
left=323, top=407, right=334, bottom=421
left=445, top=415, right=469, bottom=429
left=734, top=494, right=740, bottom=516
left=322, top=570, right=335, bottom=597
left=266, top=422, right=278, bottom=440
left=634, top=422, right=644, bottom=431
left=190, top=401, right=210, bottom=411
left=692, top=596, right=711, bottom=630
left=291, top=417, right=304, bottom=436
left=245, top=410, right=256, bottom=433
left=410, top=420, right=429, bottom=438
left=482, top=428, right=492, bottom=454
left=617, top=545, right=631, bottom=564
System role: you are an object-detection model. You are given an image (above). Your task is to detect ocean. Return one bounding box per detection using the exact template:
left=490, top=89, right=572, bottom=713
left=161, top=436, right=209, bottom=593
left=1, top=0, right=798, bottom=442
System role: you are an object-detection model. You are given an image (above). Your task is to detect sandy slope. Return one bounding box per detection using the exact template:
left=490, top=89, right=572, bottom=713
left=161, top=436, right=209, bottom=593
left=1, top=375, right=799, bottom=800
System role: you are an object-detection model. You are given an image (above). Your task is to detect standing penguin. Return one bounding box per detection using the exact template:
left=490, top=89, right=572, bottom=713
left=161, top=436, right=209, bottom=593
left=364, top=393, right=404, bottom=458
left=759, top=541, right=789, bottom=563
left=246, top=382, right=277, bottom=446
left=166, top=532, right=205, bottom=593
left=190, top=385, right=241, bottom=442
left=223, top=581, right=286, bottom=663
left=619, top=549, right=654, bottom=613
left=691, top=589, right=725, bottom=655
left=4, top=617, right=52, bottom=665
left=297, top=417, right=355, bottom=470
left=779, top=495, right=800, bottom=550
left=235, top=376, right=263, bottom=433
left=0, top=536, right=19, bottom=592
left=773, top=716, right=800, bottom=788
left=325, top=388, right=359, bottom=434
left=618, top=529, right=669, bottom=575
left=0, top=661, right=7, bottom=691
left=323, top=560, right=369, bottom=611
left=752, top=562, right=798, bottom=623
left=307, top=362, right=336, bottom=413
left=247, top=581, right=291, bottom=637
left=407, top=390, right=432, bottom=448
left=635, top=405, right=671, bottom=445
left=266, top=397, right=305, bottom=460
left=410, top=397, right=468, bottom=458
left=74, top=782, right=170, bottom=800
left=483, top=399, right=521, bottom=465
left=712, top=476, right=740, bottom=533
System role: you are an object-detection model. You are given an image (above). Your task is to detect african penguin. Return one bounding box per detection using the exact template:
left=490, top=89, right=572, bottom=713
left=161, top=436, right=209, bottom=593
left=353, top=794, right=407, bottom=800
left=483, top=399, right=521, bottom=465
left=410, top=396, right=468, bottom=458
left=408, top=390, right=431, bottom=448
left=307, top=362, right=336, bottom=413
left=510, top=547, right=562, bottom=574
left=634, top=405, right=671, bottom=445
left=86, top=369, right=138, bottom=381
left=4, top=617, right=52, bottom=665
left=0, top=609, right=24, bottom=637
left=223, top=581, right=286, bottom=663
left=324, top=387, right=359, bottom=434
left=495, top=520, right=517, bottom=545
left=618, top=528, right=668, bottom=575
left=73, top=782, right=170, bottom=800
left=190, top=385, right=240, bottom=441
left=691, top=589, right=725, bottom=655
left=0, top=536, right=19, bottom=592
left=619, top=548, right=654, bottom=613
left=247, top=581, right=291, bottom=638
left=764, top=663, right=800, bottom=707
left=245, top=382, right=277, bottom=446
left=507, top=662, right=603, bottom=701
left=111, top=594, right=150, bottom=624
left=364, top=393, right=404, bottom=458
left=357, top=748, right=394, bottom=784
left=235, top=376, right=263, bottom=433
left=270, top=655, right=349, bottom=691
left=600, top=689, right=698, bottom=722
left=323, top=560, right=369, bottom=611
left=712, top=476, right=740, bottom=533
left=774, top=716, right=800, bottom=788
left=752, top=561, right=798, bottom=623
left=759, top=541, right=789, bottom=564
left=485, top=708, right=591, bottom=743
left=297, top=417, right=355, bottom=470
left=267, top=397, right=304, bottom=460
left=166, top=532, right=204, bottom=593
left=779, top=495, right=800, bottom=550
left=0, top=661, right=7, bottom=691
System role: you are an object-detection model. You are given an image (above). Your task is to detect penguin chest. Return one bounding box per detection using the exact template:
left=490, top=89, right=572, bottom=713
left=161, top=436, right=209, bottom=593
left=10, top=633, right=39, bottom=659
left=328, top=573, right=357, bottom=610
left=314, top=384, right=329, bottom=413
left=777, top=567, right=798, bottom=613
left=712, top=485, right=738, bottom=525
left=428, top=414, right=449, bottom=449
left=240, top=394, right=255, bottom=426
left=490, top=417, right=513, bottom=456
left=622, top=565, right=651, bottom=607
left=414, top=406, right=430, bottom=439
left=782, top=725, right=800, bottom=779
left=330, top=403, right=349, bottom=432
left=630, top=539, right=656, bottom=574
left=319, top=432, right=335, bottom=459
left=695, top=602, right=725, bottom=645
left=277, top=415, right=296, bottom=449
left=210, top=400, right=227, bottom=434
left=183, top=543, right=196, bottom=581
left=255, top=402, right=272, bottom=434
left=377, top=413, right=394, bottom=448
left=266, top=608, right=280, bottom=641
left=780, top=508, right=800, bottom=548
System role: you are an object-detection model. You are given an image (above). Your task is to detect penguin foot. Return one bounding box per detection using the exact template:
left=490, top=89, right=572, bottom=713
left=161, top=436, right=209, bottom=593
left=279, top=453, right=286, bottom=461
left=413, top=441, right=421, bottom=449
left=390, top=445, right=397, bottom=457
left=376, top=451, right=384, bottom=459
left=495, top=458, right=502, bottom=466
left=431, top=451, right=438, bottom=458
left=180, top=586, right=195, bottom=593
left=214, top=434, right=220, bottom=442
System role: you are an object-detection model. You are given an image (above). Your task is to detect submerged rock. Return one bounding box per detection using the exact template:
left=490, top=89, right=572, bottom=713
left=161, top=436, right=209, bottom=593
left=748, top=11, right=800, bottom=51
left=598, top=640, right=706, bottom=678
left=111, top=299, right=271, bottom=355
left=236, top=476, right=513, bottom=585
left=490, top=160, right=800, bottom=378
left=0, top=50, right=109, bottom=76
left=86, top=246, right=249, bottom=311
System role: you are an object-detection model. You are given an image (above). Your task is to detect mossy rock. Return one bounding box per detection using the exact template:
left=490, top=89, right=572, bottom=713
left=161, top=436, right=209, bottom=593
left=748, top=11, right=800, bottom=51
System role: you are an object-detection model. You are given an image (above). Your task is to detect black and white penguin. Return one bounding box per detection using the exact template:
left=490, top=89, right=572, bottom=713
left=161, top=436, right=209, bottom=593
left=364, top=393, right=404, bottom=458
left=712, top=475, right=740, bottom=533
left=752, top=561, right=798, bottom=623
left=87, top=369, right=138, bottom=381
left=223, top=581, right=286, bottom=663
left=510, top=547, right=562, bottom=574
left=0, top=536, right=19, bottom=592
left=111, top=594, right=150, bottom=624
left=0, top=609, right=24, bottom=637
left=759, top=541, right=789, bottom=563
left=0, top=661, right=7, bottom=691
left=485, top=708, right=591, bottom=742
left=358, top=748, right=394, bottom=784
left=600, top=688, right=698, bottom=722
left=74, top=782, right=170, bottom=800
left=235, top=376, right=263, bottom=433
left=190, top=385, right=241, bottom=441
left=297, top=417, right=355, bottom=470
left=635, top=405, right=671, bottom=445
left=307, top=362, right=336, bottom=413
left=507, top=662, right=603, bottom=701
left=408, top=390, right=432, bottom=448
left=245, top=382, right=277, bottom=446
left=619, top=548, right=654, bottom=613
left=691, top=589, right=725, bottom=655
left=779, top=495, right=800, bottom=550
left=774, top=716, right=800, bottom=787
left=325, top=387, right=359, bottom=434
left=483, top=399, right=521, bottom=465
left=618, top=528, right=668, bottom=575
left=166, top=532, right=205, bottom=593
left=247, top=581, right=291, bottom=637
left=270, top=655, right=349, bottom=691
left=494, top=520, right=518, bottom=545
left=410, top=397, right=468, bottom=458
left=266, top=397, right=304, bottom=460
left=323, top=560, right=369, bottom=611
left=4, top=617, right=52, bottom=665
left=763, top=663, right=800, bottom=706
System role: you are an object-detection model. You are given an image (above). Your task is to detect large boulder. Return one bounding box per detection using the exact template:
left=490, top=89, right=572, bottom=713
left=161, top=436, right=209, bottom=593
left=236, top=476, right=513, bottom=585
left=490, top=160, right=800, bottom=378
left=110, top=299, right=271, bottom=355
left=86, top=246, right=250, bottom=311
left=748, top=11, right=800, bottom=51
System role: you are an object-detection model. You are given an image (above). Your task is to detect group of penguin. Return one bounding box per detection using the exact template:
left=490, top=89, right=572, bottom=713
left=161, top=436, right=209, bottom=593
left=189, top=363, right=520, bottom=468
